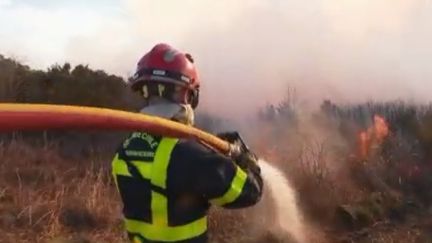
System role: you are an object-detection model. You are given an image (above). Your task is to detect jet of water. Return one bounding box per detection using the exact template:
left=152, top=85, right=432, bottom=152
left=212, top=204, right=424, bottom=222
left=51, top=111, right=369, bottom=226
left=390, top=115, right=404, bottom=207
left=259, top=160, right=305, bottom=243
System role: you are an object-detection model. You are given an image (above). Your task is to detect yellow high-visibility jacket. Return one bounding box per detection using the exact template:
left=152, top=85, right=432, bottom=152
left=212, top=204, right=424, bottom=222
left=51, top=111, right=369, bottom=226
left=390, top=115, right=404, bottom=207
left=112, top=132, right=263, bottom=243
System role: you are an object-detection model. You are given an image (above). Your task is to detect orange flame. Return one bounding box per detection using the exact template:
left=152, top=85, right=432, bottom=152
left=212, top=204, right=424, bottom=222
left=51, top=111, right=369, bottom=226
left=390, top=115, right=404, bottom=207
left=358, top=115, right=389, bottom=159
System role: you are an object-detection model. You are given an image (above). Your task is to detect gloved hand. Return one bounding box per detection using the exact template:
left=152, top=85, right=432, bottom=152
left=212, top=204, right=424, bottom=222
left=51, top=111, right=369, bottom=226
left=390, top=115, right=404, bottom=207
left=217, top=131, right=261, bottom=175
left=216, top=131, right=243, bottom=157
left=216, top=131, right=241, bottom=144
left=236, top=150, right=261, bottom=175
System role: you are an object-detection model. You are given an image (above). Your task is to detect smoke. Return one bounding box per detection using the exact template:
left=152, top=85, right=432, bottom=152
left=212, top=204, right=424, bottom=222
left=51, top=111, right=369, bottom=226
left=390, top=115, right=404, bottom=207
left=63, top=0, right=432, bottom=119
left=3, top=0, right=432, bottom=118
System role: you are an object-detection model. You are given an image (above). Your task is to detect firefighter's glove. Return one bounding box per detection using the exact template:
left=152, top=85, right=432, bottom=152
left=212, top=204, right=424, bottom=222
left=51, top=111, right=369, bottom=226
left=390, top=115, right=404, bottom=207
left=217, top=131, right=243, bottom=158
left=216, top=131, right=240, bottom=143
left=236, top=150, right=261, bottom=175
left=217, top=131, right=261, bottom=175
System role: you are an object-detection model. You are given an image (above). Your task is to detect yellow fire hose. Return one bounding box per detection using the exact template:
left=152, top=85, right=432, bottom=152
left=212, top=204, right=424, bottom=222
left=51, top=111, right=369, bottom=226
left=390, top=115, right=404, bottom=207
left=0, top=103, right=230, bottom=154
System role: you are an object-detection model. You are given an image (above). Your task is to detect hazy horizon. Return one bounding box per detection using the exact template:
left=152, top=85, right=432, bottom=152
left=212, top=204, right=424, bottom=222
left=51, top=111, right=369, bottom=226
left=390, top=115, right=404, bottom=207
left=1, top=0, right=431, bottom=119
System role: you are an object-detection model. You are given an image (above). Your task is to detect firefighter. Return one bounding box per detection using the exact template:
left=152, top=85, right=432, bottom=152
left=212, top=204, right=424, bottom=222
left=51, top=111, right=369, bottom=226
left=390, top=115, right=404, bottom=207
left=111, top=43, right=264, bottom=243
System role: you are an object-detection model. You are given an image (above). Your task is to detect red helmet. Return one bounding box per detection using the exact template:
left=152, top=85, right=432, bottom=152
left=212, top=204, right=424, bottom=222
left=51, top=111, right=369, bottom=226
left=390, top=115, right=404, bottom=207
left=129, top=43, right=200, bottom=108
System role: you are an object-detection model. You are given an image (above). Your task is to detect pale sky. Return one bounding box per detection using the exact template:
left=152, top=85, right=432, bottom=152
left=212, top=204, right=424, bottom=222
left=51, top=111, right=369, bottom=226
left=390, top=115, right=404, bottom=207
left=1, top=0, right=431, bottom=118
left=0, top=0, right=127, bottom=67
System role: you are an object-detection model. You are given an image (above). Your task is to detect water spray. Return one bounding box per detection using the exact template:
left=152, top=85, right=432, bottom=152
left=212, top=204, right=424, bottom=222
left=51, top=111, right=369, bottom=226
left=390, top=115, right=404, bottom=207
left=259, top=160, right=305, bottom=243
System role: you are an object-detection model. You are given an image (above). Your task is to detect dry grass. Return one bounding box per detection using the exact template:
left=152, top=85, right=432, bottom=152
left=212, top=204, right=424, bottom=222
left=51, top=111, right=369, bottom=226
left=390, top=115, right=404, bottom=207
left=1, top=131, right=431, bottom=243
left=0, top=140, right=125, bottom=243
